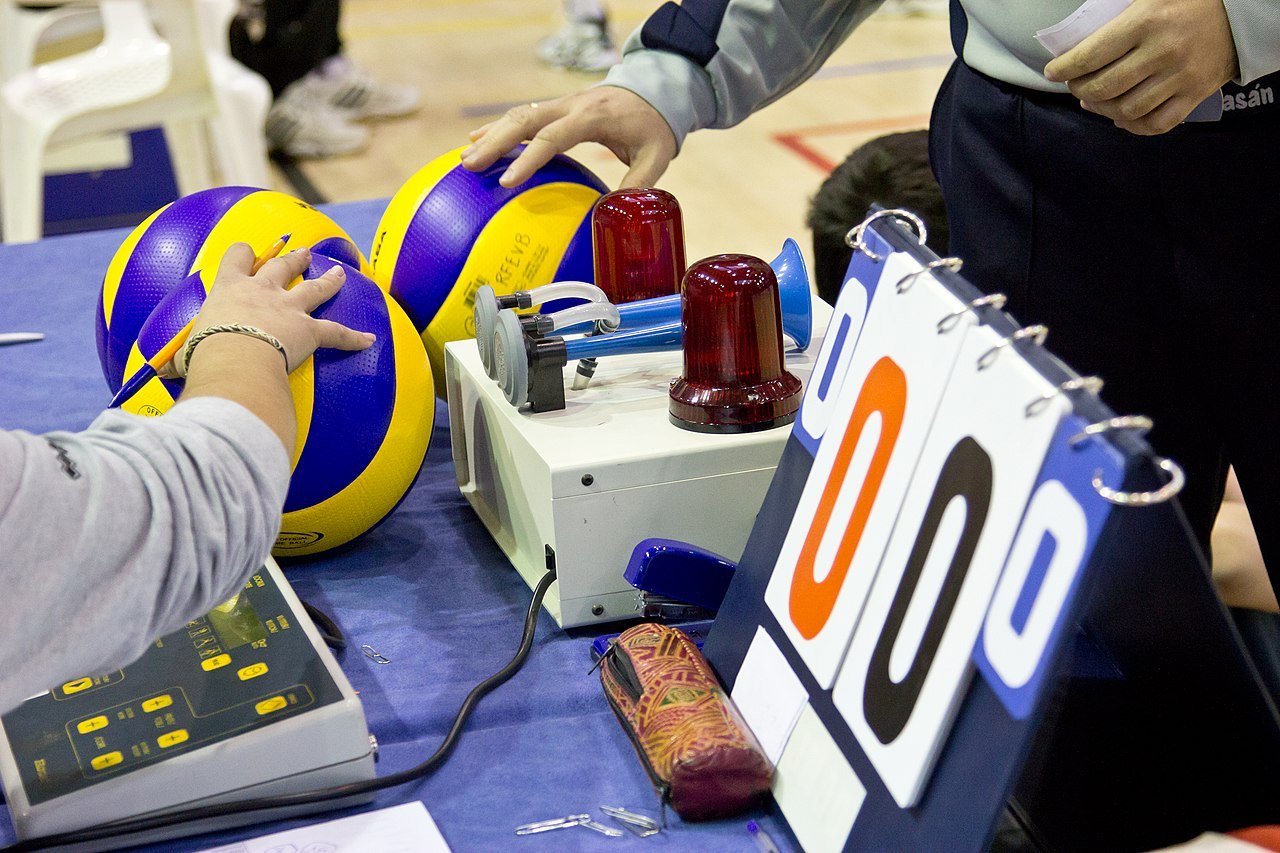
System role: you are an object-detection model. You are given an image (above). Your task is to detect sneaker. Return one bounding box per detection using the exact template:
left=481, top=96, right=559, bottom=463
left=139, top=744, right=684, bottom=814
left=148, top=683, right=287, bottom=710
left=536, top=18, right=619, bottom=73
left=266, top=82, right=370, bottom=158
left=304, top=54, right=421, bottom=121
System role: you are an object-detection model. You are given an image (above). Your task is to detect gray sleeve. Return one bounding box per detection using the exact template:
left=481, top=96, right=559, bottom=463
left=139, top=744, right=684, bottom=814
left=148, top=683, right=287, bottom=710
left=0, top=398, right=291, bottom=713
left=1222, top=0, right=1280, bottom=84
left=600, top=0, right=883, bottom=151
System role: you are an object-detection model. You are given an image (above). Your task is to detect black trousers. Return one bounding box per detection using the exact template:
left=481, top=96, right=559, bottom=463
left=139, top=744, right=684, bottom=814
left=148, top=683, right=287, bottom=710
left=930, top=60, right=1280, bottom=586
left=229, top=0, right=343, bottom=97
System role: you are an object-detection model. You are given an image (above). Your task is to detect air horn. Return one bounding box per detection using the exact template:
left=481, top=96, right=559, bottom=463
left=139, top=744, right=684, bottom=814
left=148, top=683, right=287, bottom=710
left=487, top=238, right=814, bottom=411
left=475, top=237, right=811, bottom=375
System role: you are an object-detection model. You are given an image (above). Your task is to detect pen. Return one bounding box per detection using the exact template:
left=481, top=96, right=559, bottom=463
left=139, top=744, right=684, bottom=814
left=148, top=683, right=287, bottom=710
left=747, top=819, right=781, bottom=853
left=108, top=234, right=291, bottom=408
left=0, top=332, right=44, bottom=346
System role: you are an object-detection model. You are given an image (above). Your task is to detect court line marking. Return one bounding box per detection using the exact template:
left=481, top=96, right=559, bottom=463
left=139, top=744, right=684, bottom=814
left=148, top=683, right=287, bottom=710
left=772, top=114, right=932, bottom=173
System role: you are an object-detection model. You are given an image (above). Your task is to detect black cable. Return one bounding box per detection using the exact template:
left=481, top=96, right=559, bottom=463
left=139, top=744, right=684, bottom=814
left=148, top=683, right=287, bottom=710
left=300, top=600, right=346, bottom=650
left=3, top=568, right=557, bottom=852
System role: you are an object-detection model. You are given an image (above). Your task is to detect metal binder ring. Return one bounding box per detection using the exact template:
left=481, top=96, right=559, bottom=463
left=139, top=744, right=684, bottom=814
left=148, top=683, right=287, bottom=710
left=1024, top=376, right=1105, bottom=418
left=1093, top=457, right=1186, bottom=506
left=976, top=325, right=1048, bottom=370
left=1067, top=415, right=1153, bottom=447
left=844, top=209, right=928, bottom=262
left=937, top=293, right=1008, bottom=333
left=896, top=257, right=964, bottom=294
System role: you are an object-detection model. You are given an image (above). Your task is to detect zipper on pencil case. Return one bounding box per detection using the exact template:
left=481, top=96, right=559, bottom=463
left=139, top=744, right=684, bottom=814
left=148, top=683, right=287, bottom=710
left=600, top=645, right=671, bottom=814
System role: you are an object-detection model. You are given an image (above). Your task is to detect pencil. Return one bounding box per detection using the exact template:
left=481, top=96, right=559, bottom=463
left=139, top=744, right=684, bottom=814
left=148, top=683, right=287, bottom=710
left=108, top=234, right=292, bottom=409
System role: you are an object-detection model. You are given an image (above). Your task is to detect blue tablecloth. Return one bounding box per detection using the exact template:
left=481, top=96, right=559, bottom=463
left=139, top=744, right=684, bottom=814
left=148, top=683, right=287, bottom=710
left=0, top=202, right=797, bottom=852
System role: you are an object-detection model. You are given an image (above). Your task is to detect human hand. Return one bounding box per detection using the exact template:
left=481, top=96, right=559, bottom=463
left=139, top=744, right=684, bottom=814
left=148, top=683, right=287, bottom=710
left=1044, top=0, right=1238, bottom=135
left=174, top=245, right=374, bottom=377
left=461, top=86, right=678, bottom=188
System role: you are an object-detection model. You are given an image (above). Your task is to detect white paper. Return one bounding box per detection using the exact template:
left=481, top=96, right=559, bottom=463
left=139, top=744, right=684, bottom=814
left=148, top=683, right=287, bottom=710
left=198, top=802, right=450, bottom=853
left=1034, top=0, right=1132, bottom=56
left=731, top=627, right=809, bottom=764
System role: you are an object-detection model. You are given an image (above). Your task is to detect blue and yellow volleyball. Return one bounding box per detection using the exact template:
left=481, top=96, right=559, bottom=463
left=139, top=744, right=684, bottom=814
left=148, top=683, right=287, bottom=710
left=119, top=255, right=435, bottom=557
left=369, top=145, right=607, bottom=391
left=96, top=186, right=368, bottom=392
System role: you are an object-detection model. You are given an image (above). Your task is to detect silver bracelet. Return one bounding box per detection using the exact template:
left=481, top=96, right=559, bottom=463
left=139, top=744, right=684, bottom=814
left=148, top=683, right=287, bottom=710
left=179, top=323, right=289, bottom=376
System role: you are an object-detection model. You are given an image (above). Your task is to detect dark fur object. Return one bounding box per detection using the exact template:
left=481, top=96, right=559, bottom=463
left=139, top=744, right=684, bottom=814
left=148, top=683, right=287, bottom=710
left=807, top=130, right=950, bottom=305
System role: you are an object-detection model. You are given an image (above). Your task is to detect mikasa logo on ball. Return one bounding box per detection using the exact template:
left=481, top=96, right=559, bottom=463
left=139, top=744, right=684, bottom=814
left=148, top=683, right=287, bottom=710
left=275, top=531, right=325, bottom=549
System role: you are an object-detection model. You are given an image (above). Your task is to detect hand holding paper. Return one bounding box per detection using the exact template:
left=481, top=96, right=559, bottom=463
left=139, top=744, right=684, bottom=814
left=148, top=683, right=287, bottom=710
left=1041, top=0, right=1237, bottom=134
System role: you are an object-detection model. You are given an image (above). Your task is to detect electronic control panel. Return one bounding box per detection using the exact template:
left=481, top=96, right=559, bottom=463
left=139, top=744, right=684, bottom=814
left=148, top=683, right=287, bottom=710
left=0, top=558, right=374, bottom=847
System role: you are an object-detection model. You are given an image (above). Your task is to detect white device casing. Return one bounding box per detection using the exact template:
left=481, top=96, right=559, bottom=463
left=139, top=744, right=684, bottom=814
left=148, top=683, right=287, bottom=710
left=445, top=300, right=833, bottom=627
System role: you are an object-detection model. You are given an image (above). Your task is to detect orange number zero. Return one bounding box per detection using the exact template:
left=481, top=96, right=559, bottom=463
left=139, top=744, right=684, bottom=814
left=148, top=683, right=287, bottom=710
left=789, top=356, right=907, bottom=639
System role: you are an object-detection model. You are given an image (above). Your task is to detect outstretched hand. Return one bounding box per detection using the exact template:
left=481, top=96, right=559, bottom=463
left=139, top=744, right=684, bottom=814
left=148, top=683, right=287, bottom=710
left=180, top=245, right=374, bottom=376
left=461, top=86, right=678, bottom=188
left=1044, top=0, right=1238, bottom=135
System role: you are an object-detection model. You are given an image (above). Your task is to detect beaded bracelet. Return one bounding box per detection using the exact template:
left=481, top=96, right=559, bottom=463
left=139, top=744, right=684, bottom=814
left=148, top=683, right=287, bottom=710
left=179, top=323, right=289, bottom=377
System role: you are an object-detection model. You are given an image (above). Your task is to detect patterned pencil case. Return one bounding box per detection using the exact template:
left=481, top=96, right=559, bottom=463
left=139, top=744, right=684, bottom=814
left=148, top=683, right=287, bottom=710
left=599, top=622, right=773, bottom=821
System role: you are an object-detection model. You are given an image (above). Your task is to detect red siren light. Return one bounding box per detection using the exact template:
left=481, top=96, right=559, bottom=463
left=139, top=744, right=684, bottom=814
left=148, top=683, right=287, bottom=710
left=669, top=254, right=803, bottom=433
left=592, top=187, right=686, bottom=303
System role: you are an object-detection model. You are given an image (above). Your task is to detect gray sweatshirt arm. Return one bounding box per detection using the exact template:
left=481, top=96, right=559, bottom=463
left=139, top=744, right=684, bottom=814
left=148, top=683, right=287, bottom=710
left=0, top=398, right=291, bottom=712
left=601, top=0, right=884, bottom=151
left=1223, top=0, right=1280, bottom=84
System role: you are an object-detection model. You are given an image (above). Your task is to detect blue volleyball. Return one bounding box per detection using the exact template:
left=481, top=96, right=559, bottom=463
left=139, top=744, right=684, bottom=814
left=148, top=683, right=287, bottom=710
left=117, top=254, right=434, bottom=557
left=369, top=145, right=607, bottom=391
left=97, top=187, right=368, bottom=392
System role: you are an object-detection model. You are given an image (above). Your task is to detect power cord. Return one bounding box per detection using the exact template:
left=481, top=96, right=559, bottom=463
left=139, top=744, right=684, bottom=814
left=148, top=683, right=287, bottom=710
left=300, top=600, right=346, bottom=651
left=3, top=568, right=557, bottom=852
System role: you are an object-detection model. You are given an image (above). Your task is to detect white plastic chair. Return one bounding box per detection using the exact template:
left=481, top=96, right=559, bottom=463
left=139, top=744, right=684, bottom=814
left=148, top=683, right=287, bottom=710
left=0, top=0, right=271, bottom=244
left=0, top=0, right=102, bottom=84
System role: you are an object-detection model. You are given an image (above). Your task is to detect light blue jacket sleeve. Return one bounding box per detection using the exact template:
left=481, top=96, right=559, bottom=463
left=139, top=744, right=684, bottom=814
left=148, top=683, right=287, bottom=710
left=1223, top=0, right=1280, bottom=84
left=601, top=0, right=884, bottom=151
left=0, top=398, right=290, bottom=713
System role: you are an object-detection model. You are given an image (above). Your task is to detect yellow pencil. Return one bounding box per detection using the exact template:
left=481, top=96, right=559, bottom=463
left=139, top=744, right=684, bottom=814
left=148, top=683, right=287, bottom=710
left=108, top=234, right=292, bottom=408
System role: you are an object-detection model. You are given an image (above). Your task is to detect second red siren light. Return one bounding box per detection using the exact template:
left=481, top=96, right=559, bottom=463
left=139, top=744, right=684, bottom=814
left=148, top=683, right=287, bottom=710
left=591, top=188, right=686, bottom=302
left=669, top=254, right=803, bottom=433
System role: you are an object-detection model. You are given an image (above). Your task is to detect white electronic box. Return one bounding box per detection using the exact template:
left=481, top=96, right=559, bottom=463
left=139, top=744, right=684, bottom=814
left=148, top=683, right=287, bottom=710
left=0, top=557, right=375, bottom=850
left=445, top=300, right=832, bottom=628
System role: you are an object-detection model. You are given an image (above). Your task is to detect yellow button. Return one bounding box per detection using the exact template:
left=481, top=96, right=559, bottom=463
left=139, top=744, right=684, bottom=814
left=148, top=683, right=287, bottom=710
left=76, top=716, right=109, bottom=735
left=237, top=663, right=269, bottom=681
left=255, top=696, right=288, bottom=716
left=142, top=694, right=173, bottom=713
left=62, top=677, right=94, bottom=695
left=200, top=654, right=231, bottom=672
left=157, top=729, right=189, bottom=749
left=90, top=751, right=123, bottom=771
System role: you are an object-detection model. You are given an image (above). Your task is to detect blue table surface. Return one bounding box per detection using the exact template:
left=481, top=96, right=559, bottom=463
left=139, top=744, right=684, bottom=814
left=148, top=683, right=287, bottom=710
left=0, top=201, right=800, bottom=852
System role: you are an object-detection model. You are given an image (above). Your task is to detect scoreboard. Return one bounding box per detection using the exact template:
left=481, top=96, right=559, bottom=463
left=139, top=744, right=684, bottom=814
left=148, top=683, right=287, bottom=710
left=703, top=212, right=1280, bottom=852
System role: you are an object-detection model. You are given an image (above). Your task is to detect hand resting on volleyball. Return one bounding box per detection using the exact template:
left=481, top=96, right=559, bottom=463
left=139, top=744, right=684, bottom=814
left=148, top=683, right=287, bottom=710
left=461, top=86, right=677, bottom=189
left=178, top=244, right=375, bottom=455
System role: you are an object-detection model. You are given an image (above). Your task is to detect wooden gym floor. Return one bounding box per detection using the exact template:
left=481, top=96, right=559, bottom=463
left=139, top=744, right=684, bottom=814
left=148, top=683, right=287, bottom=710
left=273, top=0, right=954, bottom=267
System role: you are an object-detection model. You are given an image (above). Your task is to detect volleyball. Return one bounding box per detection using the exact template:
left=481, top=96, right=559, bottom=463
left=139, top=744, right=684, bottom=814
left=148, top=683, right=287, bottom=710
left=369, top=144, right=608, bottom=391
left=118, top=254, right=435, bottom=557
left=96, top=186, right=368, bottom=392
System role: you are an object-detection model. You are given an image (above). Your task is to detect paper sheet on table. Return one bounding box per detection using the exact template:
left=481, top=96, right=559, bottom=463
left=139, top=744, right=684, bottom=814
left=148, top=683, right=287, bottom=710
left=197, top=802, right=451, bottom=853
left=1034, top=0, right=1222, bottom=120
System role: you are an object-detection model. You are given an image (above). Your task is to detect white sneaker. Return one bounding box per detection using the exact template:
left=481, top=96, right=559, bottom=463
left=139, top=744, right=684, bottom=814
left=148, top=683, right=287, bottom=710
left=266, top=82, right=370, bottom=158
left=536, top=19, right=619, bottom=73
left=304, top=55, right=421, bottom=121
